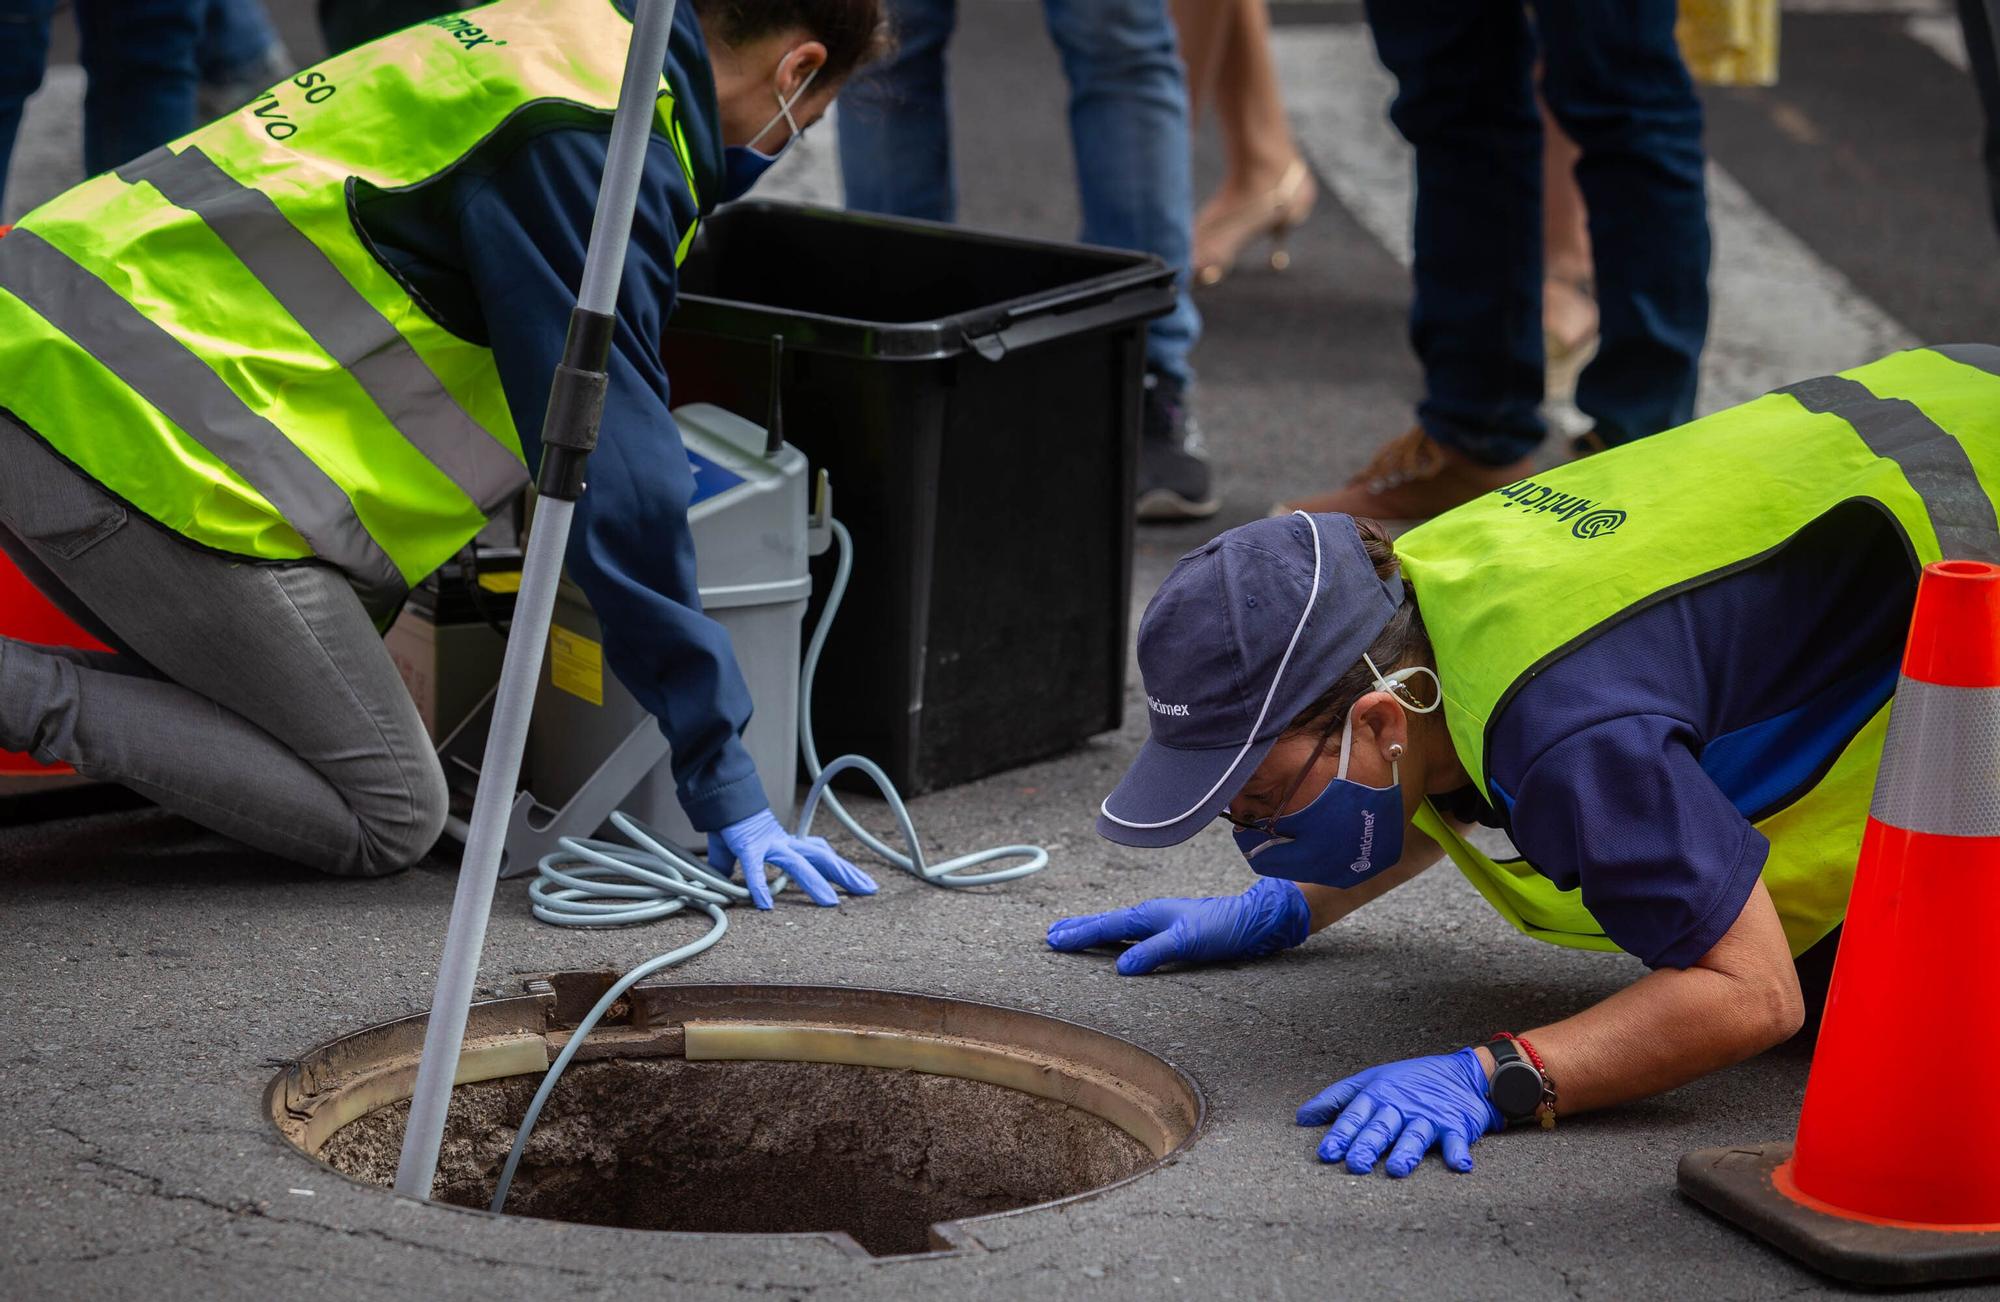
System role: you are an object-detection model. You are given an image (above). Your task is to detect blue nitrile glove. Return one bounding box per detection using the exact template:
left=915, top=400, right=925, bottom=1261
left=1297, top=1047, right=1504, bottom=1177
left=707, top=809, right=878, bottom=910
left=1045, top=877, right=1312, bottom=975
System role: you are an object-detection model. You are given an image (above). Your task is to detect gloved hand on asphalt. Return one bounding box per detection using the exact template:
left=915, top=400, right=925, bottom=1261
left=1297, top=1047, right=1503, bottom=1177
left=1045, top=876, right=1311, bottom=975
left=707, top=808, right=878, bottom=910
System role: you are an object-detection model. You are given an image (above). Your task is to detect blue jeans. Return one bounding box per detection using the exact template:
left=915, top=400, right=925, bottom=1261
left=836, top=0, right=1200, bottom=388
left=0, top=0, right=201, bottom=215
left=1365, top=0, right=1711, bottom=462
left=198, top=0, right=281, bottom=84
left=1964, top=0, right=2000, bottom=241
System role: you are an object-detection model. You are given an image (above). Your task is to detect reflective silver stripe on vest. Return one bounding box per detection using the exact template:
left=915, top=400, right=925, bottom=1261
left=0, top=227, right=404, bottom=599
left=1780, top=371, right=2000, bottom=562
left=116, top=146, right=527, bottom=514
left=1872, top=676, right=2000, bottom=837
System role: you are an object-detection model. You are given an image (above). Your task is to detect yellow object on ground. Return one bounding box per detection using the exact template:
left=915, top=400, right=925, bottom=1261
left=1679, top=0, right=1780, bottom=86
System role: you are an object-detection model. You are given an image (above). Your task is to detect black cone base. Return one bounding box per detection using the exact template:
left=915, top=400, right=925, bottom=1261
left=1678, top=1142, right=2000, bottom=1287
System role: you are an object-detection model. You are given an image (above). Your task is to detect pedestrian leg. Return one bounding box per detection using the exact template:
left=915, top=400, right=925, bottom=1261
left=1363, top=0, right=1545, bottom=466
left=1537, top=0, right=1710, bottom=446
left=1043, top=0, right=1199, bottom=388
left=836, top=0, right=960, bottom=221
left=73, top=0, right=202, bottom=177
left=0, top=0, right=58, bottom=216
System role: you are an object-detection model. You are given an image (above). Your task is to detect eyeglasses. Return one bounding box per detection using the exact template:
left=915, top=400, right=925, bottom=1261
left=1219, top=723, right=1339, bottom=839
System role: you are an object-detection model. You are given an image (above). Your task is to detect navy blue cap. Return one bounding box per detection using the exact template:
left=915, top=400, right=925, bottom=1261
left=1096, top=512, right=1405, bottom=849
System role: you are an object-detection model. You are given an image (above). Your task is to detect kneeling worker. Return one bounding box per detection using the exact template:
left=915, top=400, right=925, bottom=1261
left=0, top=0, right=885, bottom=904
left=1050, top=346, right=2000, bottom=1175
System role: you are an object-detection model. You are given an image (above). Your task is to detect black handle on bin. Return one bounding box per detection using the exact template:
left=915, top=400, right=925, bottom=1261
left=962, top=262, right=1176, bottom=362
left=1003, top=262, right=1173, bottom=322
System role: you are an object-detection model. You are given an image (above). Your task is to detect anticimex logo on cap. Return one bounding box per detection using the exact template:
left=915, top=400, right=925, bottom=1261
left=1147, top=696, right=1191, bottom=718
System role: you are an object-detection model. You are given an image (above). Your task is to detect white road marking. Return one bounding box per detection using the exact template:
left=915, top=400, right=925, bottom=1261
left=1272, top=26, right=1413, bottom=267
left=4, top=66, right=83, bottom=225
left=1906, top=13, right=1973, bottom=69
left=1271, top=25, right=1916, bottom=415
left=1700, top=169, right=1914, bottom=405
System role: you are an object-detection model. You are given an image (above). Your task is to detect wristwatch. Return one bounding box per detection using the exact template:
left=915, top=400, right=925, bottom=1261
left=1484, top=1036, right=1556, bottom=1129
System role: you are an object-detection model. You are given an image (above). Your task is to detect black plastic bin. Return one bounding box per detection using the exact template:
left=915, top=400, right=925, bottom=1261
left=664, top=201, right=1175, bottom=796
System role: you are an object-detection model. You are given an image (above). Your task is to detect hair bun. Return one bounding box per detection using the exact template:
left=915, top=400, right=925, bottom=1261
left=1353, top=516, right=1402, bottom=584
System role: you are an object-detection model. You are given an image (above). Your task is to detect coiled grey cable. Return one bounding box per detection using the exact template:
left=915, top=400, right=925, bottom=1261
left=795, top=520, right=1047, bottom=887
left=527, top=810, right=787, bottom=927
left=495, top=517, right=1045, bottom=1209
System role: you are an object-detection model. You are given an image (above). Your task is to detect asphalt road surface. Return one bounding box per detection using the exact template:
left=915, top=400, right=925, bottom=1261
left=3, top=2, right=1997, bottom=1298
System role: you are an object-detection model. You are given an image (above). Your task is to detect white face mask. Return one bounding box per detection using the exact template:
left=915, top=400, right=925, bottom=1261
left=742, top=63, right=821, bottom=158
left=721, top=62, right=823, bottom=203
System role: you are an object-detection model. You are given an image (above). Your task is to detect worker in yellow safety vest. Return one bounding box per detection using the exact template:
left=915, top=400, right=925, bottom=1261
left=0, top=0, right=888, bottom=905
left=1050, top=345, right=2000, bottom=1176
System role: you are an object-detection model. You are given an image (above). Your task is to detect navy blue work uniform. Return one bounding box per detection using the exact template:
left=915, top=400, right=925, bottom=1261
left=355, top=2, right=767, bottom=833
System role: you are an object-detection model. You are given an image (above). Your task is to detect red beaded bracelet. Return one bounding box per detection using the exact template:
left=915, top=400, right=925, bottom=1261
left=1495, top=1030, right=1547, bottom=1074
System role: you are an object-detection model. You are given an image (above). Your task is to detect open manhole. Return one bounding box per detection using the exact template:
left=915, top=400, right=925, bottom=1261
left=268, top=979, right=1202, bottom=1258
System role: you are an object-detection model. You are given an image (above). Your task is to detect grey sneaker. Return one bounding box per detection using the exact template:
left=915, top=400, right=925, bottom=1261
left=1137, top=370, right=1219, bottom=522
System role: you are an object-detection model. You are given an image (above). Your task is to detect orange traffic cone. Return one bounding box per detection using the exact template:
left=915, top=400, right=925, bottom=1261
left=1680, top=559, right=2000, bottom=1285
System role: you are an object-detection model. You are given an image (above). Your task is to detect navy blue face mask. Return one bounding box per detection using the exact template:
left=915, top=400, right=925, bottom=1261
left=1232, top=657, right=1442, bottom=889
left=720, top=65, right=819, bottom=204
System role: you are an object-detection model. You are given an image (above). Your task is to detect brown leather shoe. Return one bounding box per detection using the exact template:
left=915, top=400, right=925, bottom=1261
left=1277, top=425, right=1533, bottom=522
left=1569, top=428, right=1609, bottom=459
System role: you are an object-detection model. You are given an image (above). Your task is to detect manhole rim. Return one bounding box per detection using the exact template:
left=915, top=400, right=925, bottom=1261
left=264, top=979, right=1208, bottom=1261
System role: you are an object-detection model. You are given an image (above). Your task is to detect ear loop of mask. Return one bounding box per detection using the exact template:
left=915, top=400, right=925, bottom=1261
left=1333, top=654, right=1443, bottom=788
left=745, top=63, right=821, bottom=153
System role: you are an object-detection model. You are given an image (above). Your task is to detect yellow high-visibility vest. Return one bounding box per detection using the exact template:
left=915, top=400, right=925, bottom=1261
left=0, top=0, right=703, bottom=605
left=1397, top=346, right=2000, bottom=957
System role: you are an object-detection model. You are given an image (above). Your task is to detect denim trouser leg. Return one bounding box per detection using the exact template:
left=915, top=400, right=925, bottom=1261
left=1538, top=0, right=1709, bottom=444
left=1364, top=0, right=1546, bottom=465
left=74, top=0, right=202, bottom=177
left=837, top=0, right=959, bottom=221
left=0, top=415, right=447, bottom=877
left=1042, top=0, right=1197, bottom=387
left=198, top=0, right=281, bottom=84
left=1960, top=0, right=2000, bottom=242
left=0, top=1, right=57, bottom=217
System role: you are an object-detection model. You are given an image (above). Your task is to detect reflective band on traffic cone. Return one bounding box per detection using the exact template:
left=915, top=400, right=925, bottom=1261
left=1789, top=559, right=2000, bottom=1226
left=1679, top=560, right=2000, bottom=1286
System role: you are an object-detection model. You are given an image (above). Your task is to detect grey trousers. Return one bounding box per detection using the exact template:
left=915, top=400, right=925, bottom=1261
left=0, top=413, right=446, bottom=876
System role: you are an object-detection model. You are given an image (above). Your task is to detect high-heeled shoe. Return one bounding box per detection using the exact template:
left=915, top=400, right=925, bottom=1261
left=1543, top=275, right=1599, bottom=403
left=1193, top=158, right=1316, bottom=288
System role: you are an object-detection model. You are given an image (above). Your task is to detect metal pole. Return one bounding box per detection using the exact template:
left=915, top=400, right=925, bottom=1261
left=394, top=0, right=682, bottom=1200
